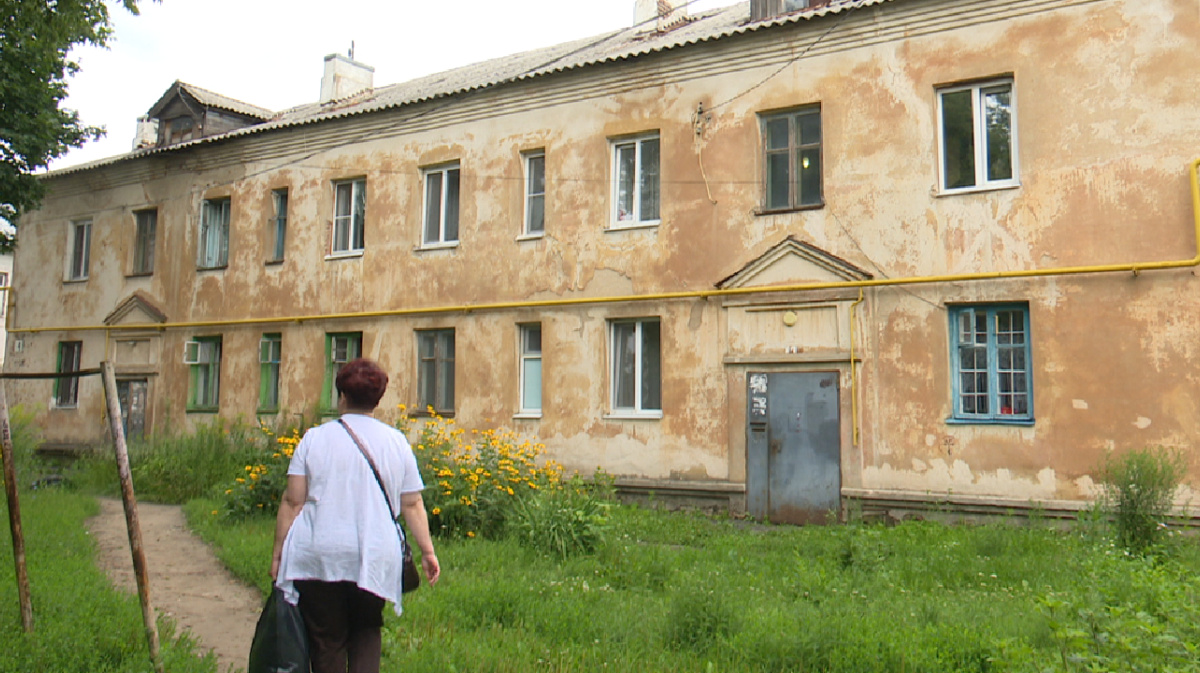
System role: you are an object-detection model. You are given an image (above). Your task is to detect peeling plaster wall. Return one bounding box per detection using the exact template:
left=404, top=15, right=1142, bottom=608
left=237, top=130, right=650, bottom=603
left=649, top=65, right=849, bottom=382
left=8, top=0, right=1200, bottom=504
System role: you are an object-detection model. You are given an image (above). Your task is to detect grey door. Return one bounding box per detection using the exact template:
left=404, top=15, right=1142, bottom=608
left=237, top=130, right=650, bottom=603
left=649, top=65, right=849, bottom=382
left=746, top=371, right=841, bottom=524
left=116, top=379, right=148, bottom=442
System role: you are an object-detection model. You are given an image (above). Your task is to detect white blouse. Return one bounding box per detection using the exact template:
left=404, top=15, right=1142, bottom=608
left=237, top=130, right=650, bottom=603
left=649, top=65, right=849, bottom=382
left=276, top=414, right=424, bottom=615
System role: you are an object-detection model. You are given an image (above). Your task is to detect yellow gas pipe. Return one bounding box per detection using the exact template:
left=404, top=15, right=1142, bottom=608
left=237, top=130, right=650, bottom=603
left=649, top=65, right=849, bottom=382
left=8, top=159, right=1200, bottom=352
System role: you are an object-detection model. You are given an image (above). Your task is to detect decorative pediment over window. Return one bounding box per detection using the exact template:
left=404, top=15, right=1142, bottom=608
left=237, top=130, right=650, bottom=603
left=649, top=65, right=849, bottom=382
left=716, top=236, right=872, bottom=290
left=104, top=291, right=168, bottom=327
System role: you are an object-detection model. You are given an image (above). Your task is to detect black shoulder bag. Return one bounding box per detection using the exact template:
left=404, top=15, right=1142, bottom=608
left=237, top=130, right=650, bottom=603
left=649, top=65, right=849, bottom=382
left=338, top=418, right=421, bottom=593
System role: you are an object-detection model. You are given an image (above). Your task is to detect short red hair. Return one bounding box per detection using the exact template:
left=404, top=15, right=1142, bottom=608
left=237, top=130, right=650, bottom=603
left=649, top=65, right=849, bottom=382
left=335, top=358, right=389, bottom=409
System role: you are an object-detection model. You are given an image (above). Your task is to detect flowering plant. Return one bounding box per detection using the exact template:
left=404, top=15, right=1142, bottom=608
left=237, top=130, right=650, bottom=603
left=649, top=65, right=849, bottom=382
left=402, top=406, right=564, bottom=539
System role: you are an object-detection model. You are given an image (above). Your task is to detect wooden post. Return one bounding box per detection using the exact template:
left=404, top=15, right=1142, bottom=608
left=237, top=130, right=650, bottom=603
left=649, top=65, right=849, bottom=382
left=100, top=362, right=163, bottom=673
left=0, top=378, right=34, bottom=633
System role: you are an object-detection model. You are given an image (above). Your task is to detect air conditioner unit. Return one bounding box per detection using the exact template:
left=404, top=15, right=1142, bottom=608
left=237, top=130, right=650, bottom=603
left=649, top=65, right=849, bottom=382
left=331, top=336, right=353, bottom=364
left=183, top=340, right=214, bottom=365
left=259, top=338, right=280, bottom=364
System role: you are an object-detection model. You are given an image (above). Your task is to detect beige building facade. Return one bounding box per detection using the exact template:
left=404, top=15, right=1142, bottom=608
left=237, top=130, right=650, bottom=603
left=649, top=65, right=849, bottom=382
left=8, top=0, right=1200, bottom=521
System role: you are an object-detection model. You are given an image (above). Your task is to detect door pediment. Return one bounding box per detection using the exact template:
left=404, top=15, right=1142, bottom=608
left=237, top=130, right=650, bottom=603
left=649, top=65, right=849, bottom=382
left=104, top=291, right=168, bottom=327
left=716, top=236, right=872, bottom=290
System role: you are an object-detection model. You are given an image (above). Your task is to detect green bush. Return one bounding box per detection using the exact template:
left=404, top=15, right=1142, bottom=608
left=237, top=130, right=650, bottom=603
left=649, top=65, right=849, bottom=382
left=663, top=590, right=740, bottom=652
left=1, top=404, right=47, bottom=488
left=1095, top=446, right=1188, bottom=553
left=509, top=475, right=611, bottom=558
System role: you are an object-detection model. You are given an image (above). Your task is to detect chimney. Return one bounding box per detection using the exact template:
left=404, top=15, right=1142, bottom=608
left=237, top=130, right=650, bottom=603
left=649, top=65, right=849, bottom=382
left=319, top=53, right=375, bottom=104
left=633, top=0, right=687, bottom=32
left=133, top=115, right=159, bottom=150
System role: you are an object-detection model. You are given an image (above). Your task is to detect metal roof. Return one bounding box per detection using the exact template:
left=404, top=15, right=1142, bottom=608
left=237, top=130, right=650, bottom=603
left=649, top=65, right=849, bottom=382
left=47, top=0, right=888, bottom=178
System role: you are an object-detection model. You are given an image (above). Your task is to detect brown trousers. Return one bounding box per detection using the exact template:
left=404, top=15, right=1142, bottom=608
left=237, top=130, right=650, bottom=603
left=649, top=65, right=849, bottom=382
left=295, top=580, right=386, bottom=673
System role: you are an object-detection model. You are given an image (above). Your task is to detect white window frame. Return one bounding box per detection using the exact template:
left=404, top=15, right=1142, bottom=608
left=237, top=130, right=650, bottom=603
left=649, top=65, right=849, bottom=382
left=422, top=163, right=461, bottom=248
left=936, top=78, right=1018, bottom=194
left=517, top=323, right=542, bottom=417
left=67, top=219, right=92, bottom=281
left=259, top=333, right=282, bottom=412
left=522, top=151, right=546, bottom=238
left=197, top=199, right=230, bottom=269
left=608, top=318, right=662, bottom=418
left=610, top=133, right=661, bottom=228
left=331, top=179, right=366, bottom=256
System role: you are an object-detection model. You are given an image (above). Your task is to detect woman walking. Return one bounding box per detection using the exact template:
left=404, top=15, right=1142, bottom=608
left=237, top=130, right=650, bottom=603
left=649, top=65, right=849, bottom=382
left=271, top=358, right=440, bottom=673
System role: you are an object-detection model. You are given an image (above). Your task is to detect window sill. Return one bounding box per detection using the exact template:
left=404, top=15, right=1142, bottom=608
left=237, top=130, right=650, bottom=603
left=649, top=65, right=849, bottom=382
left=63, top=277, right=89, bottom=284
left=515, top=232, right=545, bottom=242
left=604, top=411, right=663, bottom=421
left=196, top=265, right=228, bottom=272
left=415, top=242, right=460, bottom=252
left=754, top=202, right=824, bottom=216
left=257, top=408, right=280, bottom=415
left=265, top=259, right=284, bottom=267
left=945, top=416, right=1034, bottom=426
left=606, top=221, right=659, bottom=233
left=186, top=407, right=220, bottom=414
left=411, top=409, right=455, bottom=418
left=50, top=404, right=79, bottom=411
left=936, top=182, right=1020, bottom=197
left=325, top=250, right=364, bottom=261
left=125, top=271, right=153, bottom=279
left=513, top=412, right=543, bottom=420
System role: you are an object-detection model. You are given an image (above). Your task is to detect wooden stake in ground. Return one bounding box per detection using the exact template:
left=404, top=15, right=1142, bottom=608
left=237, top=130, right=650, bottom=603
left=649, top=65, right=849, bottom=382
left=100, top=362, right=164, bottom=673
left=0, top=379, right=34, bottom=633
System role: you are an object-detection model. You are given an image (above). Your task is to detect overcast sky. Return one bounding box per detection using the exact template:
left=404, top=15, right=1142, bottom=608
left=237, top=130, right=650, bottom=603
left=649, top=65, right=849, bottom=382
left=52, top=0, right=741, bottom=170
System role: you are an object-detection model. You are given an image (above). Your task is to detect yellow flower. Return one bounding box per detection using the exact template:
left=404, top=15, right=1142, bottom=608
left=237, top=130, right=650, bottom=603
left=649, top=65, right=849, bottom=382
left=431, top=507, right=441, bottom=516
left=224, top=489, right=232, bottom=495
left=466, top=531, right=476, bottom=538
left=245, top=465, right=252, bottom=472
left=236, top=478, right=245, bottom=484
left=210, top=510, right=217, bottom=516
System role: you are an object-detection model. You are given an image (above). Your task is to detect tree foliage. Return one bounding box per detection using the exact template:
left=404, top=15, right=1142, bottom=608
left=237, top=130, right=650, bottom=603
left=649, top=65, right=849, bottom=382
left=0, top=0, right=144, bottom=235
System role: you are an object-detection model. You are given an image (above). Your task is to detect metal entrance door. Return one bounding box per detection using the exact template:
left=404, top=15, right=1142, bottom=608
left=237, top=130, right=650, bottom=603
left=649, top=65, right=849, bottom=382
left=746, top=371, right=841, bottom=524
left=116, top=379, right=148, bottom=442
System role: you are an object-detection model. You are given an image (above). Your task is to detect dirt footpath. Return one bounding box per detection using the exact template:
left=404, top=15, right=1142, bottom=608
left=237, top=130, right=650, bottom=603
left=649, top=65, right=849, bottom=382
left=87, top=497, right=263, bottom=673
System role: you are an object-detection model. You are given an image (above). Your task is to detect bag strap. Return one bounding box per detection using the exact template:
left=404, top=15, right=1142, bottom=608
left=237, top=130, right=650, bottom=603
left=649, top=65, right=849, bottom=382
left=338, top=418, right=404, bottom=541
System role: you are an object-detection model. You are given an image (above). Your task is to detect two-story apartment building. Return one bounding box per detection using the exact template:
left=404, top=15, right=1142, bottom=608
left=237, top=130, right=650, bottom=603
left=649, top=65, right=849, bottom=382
left=8, top=0, right=1200, bottom=522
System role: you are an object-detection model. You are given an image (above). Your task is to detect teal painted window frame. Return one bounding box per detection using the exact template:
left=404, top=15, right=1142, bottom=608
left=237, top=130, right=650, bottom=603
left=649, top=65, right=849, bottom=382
left=948, top=304, right=1033, bottom=425
left=186, top=336, right=222, bottom=412
left=269, top=189, right=288, bottom=262
left=258, top=333, right=282, bottom=413
left=322, top=332, right=362, bottom=412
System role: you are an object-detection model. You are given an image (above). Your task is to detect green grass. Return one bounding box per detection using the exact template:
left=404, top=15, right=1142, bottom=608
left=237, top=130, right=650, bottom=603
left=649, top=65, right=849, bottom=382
left=0, top=491, right=218, bottom=673
left=181, top=501, right=1200, bottom=673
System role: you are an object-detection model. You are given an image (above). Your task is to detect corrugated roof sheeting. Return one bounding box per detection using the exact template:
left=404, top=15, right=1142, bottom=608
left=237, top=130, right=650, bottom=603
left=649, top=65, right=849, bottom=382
left=46, top=0, right=888, bottom=178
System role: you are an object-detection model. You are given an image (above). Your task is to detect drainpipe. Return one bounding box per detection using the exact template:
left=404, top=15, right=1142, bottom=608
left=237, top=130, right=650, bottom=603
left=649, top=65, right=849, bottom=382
left=849, top=288, right=864, bottom=448
left=8, top=159, right=1200, bottom=336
